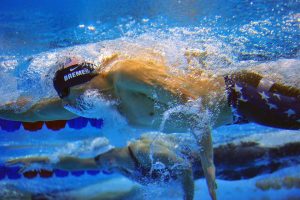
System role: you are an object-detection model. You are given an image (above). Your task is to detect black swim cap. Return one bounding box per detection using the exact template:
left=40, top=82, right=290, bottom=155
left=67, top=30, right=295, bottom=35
left=53, top=62, right=98, bottom=98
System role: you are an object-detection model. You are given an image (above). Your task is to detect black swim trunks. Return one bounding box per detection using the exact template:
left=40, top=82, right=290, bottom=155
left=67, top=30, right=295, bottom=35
left=224, top=71, right=300, bottom=130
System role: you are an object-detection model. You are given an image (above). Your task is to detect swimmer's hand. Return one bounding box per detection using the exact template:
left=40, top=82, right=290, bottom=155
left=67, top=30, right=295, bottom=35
left=6, top=156, right=49, bottom=173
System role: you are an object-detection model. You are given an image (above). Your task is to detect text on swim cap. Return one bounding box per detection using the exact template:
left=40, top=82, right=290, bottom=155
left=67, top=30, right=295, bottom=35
left=64, top=68, right=91, bottom=81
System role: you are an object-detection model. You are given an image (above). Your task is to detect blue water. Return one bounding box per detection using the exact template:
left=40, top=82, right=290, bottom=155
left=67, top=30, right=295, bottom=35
left=1, top=0, right=299, bottom=58
left=0, top=0, right=300, bottom=199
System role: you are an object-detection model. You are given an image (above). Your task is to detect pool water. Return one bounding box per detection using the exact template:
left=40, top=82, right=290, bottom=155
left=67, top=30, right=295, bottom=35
left=0, top=0, right=300, bottom=199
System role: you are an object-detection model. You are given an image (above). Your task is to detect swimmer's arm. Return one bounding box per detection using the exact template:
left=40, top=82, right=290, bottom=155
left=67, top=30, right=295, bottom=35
left=155, top=149, right=195, bottom=200
left=7, top=156, right=98, bottom=172
left=179, top=169, right=194, bottom=200
left=166, top=152, right=194, bottom=200
left=54, top=156, right=98, bottom=171
left=193, top=128, right=217, bottom=200
left=0, top=97, right=77, bottom=122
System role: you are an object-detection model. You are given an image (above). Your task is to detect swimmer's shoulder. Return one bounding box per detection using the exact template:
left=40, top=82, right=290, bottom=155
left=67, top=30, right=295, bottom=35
left=103, top=58, right=171, bottom=90
left=109, top=59, right=166, bottom=74
left=128, top=141, right=153, bottom=165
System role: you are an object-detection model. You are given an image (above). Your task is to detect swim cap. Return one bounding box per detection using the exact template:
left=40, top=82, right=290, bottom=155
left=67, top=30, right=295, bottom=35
left=53, top=62, right=98, bottom=98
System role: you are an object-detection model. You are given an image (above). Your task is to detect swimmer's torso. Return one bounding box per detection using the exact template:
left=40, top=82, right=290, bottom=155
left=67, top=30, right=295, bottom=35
left=118, top=135, right=202, bottom=184
left=82, top=55, right=300, bottom=131
left=83, top=57, right=233, bottom=132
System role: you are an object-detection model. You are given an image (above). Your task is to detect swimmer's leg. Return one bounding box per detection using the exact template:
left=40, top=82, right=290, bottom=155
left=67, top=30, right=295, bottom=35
left=226, top=70, right=300, bottom=129
left=192, top=127, right=217, bottom=200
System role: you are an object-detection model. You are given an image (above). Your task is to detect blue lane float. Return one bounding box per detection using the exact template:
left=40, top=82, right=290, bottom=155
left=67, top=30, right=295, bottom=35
left=0, top=119, right=22, bottom=132
left=6, top=166, right=22, bottom=180
left=89, top=118, right=104, bottom=129
left=54, top=169, right=69, bottom=178
left=67, top=117, right=89, bottom=129
left=86, top=170, right=100, bottom=176
left=0, top=165, right=5, bottom=180
left=71, top=170, right=85, bottom=177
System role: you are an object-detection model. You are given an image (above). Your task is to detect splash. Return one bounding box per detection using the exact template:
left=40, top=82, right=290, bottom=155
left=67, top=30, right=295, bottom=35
left=64, top=89, right=128, bottom=127
left=0, top=72, right=20, bottom=106
left=141, top=132, right=197, bottom=183
left=49, top=137, right=113, bottom=162
left=158, top=97, right=219, bottom=133
left=0, top=23, right=259, bottom=105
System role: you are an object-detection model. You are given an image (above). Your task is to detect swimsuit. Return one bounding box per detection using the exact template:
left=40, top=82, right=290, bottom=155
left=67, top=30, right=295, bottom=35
left=224, top=72, right=300, bottom=130
left=127, top=146, right=177, bottom=184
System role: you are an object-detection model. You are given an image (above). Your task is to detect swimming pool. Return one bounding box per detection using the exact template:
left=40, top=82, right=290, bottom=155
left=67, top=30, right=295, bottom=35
left=1, top=0, right=300, bottom=199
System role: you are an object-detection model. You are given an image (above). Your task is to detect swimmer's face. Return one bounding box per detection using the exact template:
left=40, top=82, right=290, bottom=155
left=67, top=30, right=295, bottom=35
left=59, top=67, right=118, bottom=119
left=61, top=84, right=86, bottom=108
left=61, top=85, right=93, bottom=117
left=62, top=84, right=87, bottom=101
left=61, top=72, right=112, bottom=103
left=60, top=70, right=100, bottom=105
left=54, top=57, right=102, bottom=99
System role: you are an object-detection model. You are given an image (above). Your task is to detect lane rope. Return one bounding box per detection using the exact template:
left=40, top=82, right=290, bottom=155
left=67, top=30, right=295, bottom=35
left=0, top=117, right=104, bottom=132
left=0, top=165, right=111, bottom=180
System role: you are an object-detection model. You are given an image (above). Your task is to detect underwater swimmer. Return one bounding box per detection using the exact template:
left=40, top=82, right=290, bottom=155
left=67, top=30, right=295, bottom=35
left=7, top=134, right=203, bottom=200
left=1, top=52, right=300, bottom=199
left=0, top=55, right=224, bottom=199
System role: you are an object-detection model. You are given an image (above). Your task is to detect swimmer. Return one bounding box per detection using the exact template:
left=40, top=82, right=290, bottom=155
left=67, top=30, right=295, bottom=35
left=1, top=50, right=300, bottom=200
left=7, top=133, right=203, bottom=200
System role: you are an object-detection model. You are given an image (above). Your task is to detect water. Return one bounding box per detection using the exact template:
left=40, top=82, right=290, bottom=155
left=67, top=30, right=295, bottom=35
left=0, top=0, right=300, bottom=199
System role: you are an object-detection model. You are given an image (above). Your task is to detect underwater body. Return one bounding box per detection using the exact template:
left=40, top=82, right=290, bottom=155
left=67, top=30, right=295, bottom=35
left=0, top=0, right=300, bottom=199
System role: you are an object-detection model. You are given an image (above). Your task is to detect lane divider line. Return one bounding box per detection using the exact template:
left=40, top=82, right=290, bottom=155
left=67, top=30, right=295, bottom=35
left=0, top=117, right=104, bottom=132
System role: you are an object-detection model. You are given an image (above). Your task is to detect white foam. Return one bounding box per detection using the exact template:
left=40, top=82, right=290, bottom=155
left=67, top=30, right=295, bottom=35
left=49, top=137, right=114, bottom=163
left=63, top=89, right=128, bottom=128
left=249, top=59, right=300, bottom=88
left=0, top=72, right=21, bottom=105
left=0, top=25, right=246, bottom=105
left=0, top=59, right=18, bottom=72
left=87, top=26, right=96, bottom=31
